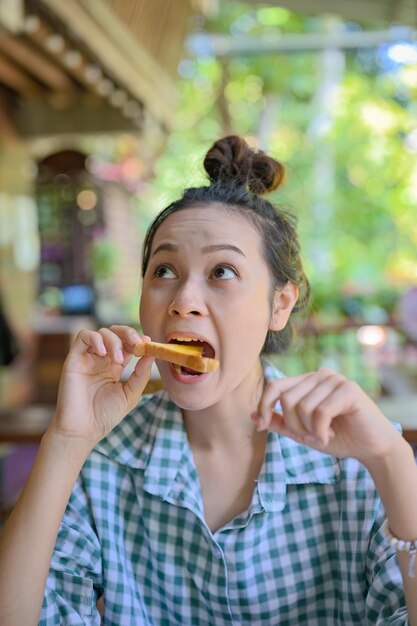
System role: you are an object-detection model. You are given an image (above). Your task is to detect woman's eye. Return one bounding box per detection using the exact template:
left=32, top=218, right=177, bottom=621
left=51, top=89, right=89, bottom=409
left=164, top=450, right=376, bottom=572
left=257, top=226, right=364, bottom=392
left=153, top=265, right=176, bottom=279
left=211, top=265, right=237, bottom=280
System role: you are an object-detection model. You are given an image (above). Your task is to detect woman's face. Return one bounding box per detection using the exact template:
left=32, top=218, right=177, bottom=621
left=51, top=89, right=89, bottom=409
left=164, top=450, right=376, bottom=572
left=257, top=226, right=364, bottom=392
left=140, top=205, right=292, bottom=411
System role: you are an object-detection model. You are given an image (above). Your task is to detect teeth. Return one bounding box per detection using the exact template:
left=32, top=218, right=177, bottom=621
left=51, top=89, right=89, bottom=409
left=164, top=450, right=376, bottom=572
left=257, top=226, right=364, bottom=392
left=172, top=337, right=198, bottom=343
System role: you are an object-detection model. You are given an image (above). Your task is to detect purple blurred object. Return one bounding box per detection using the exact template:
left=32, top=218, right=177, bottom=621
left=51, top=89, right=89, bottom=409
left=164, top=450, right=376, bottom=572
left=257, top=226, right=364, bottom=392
left=398, top=287, right=417, bottom=341
left=0, top=444, right=39, bottom=509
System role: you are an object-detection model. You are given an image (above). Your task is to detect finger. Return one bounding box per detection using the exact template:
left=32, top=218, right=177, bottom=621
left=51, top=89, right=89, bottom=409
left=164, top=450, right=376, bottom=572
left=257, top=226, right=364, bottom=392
left=74, top=329, right=107, bottom=357
left=266, top=413, right=323, bottom=448
left=258, top=373, right=311, bottom=417
left=309, top=379, right=358, bottom=444
left=98, top=327, right=125, bottom=364
left=296, top=373, right=346, bottom=436
left=109, top=325, right=150, bottom=354
left=277, top=371, right=339, bottom=436
left=123, top=355, right=155, bottom=409
left=256, top=373, right=314, bottom=431
left=262, top=371, right=318, bottom=397
left=261, top=410, right=309, bottom=443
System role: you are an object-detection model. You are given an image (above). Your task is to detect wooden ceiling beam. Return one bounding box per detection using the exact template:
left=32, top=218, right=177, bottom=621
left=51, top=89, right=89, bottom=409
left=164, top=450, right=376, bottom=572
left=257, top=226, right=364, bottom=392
left=20, top=13, right=144, bottom=130
left=23, top=19, right=99, bottom=96
left=0, top=0, right=24, bottom=32
left=37, top=0, right=175, bottom=128
left=16, top=98, right=136, bottom=136
left=83, top=0, right=177, bottom=92
left=0, top=52, right=44, bottom=96
left=0, top=34, right=74, bottom=92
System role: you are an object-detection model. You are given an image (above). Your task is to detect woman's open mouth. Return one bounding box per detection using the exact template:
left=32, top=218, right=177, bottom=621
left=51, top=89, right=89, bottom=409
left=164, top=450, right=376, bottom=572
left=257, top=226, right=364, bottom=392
left=168, top=336, right=215, bottom=377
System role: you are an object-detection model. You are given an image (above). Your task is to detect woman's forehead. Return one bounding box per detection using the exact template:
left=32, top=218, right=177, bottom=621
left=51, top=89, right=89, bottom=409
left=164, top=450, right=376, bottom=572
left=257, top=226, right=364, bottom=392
left=152, top=205, right=260, bottom=245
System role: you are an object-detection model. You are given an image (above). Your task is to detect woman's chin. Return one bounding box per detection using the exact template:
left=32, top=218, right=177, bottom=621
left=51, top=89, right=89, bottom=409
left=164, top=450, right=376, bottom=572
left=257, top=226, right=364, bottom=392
left=165, top=387, right=215, bottom=412
left=160, top=378, right=216, bottom=412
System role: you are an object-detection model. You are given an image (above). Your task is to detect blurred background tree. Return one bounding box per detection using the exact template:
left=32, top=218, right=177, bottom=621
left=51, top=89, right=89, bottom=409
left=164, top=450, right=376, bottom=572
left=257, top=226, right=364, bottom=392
left=135, top=2, right=417, bottom=327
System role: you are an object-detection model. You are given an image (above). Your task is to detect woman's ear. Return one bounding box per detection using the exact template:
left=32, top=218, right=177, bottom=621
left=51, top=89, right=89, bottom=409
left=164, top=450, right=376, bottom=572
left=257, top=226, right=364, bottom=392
left=269, top=282, right=299, bottom=331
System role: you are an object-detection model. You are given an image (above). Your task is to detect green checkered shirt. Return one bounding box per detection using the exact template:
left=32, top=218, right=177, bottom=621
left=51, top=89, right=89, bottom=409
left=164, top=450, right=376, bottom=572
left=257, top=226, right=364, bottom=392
left=40, top=369, right=407, bottom=625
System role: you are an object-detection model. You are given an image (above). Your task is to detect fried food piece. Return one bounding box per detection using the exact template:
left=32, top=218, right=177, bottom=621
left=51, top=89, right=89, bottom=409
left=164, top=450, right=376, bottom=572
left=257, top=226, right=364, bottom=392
left=133, top=341, right=219, bottom=373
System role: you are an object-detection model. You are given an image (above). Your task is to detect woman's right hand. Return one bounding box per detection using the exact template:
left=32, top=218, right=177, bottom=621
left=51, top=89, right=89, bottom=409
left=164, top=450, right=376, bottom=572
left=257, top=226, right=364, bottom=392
left=47, top=325, right=154, bottom=450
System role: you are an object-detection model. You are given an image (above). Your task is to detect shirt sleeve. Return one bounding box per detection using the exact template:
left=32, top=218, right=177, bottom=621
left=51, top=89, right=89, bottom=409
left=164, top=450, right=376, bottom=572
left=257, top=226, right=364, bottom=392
left=365, top=505, right=409, bottom=625
left=39, top=474, right=103, bottom=626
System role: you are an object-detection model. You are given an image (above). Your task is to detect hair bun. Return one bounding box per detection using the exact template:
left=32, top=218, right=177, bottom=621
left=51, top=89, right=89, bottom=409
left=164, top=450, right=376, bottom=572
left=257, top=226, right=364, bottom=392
left=203, top=135, right=285, bottom=195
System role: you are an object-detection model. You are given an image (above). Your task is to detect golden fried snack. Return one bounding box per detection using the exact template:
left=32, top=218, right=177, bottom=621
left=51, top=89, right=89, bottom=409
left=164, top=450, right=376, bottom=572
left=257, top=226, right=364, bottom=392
left=133, top=341, right=219, bottom=373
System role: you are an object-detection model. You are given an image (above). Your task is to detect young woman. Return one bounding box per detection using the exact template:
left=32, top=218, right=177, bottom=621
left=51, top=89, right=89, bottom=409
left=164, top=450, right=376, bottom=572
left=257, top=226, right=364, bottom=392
left=1, top=136, right=416, bottom=625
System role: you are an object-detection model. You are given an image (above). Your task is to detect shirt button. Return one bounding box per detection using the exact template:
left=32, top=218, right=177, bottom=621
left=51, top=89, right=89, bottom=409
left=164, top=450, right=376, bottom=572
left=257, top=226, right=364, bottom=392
left=213, top=546, right=223, bottom=560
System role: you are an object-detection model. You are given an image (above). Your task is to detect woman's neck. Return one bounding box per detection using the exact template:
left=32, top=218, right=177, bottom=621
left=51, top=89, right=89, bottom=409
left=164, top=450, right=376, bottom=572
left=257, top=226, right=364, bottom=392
left=182, top=361, right=265, bottom=452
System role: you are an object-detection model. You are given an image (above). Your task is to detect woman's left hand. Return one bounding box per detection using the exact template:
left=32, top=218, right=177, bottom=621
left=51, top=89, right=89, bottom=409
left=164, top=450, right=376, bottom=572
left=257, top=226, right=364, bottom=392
left=253, top=368, right=404, bottom=466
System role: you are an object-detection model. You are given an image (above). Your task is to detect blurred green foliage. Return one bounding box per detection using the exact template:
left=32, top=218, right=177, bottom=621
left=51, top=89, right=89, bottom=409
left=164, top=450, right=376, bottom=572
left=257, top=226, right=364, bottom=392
left=136, top=2, right=417, bottom=319
left=90, top=238, right=119, bottom=280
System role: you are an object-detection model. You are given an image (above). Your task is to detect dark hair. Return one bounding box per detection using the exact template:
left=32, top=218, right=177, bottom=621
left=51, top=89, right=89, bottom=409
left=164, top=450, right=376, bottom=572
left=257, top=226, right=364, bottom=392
left=142, top=135, right=310, bottom=354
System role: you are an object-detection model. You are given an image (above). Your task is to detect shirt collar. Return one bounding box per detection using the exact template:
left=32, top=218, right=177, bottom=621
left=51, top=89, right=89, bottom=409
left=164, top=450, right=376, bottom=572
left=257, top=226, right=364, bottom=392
left=259, top=360, right=340, bottom=510
left=95, top=373, right=340, bottom=513
left=254, top=430, right=340, bottom=512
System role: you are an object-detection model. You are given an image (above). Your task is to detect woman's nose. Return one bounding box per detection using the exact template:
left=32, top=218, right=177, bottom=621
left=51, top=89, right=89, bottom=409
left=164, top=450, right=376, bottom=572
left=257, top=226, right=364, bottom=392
left=168, top=283, right=208, bottom=317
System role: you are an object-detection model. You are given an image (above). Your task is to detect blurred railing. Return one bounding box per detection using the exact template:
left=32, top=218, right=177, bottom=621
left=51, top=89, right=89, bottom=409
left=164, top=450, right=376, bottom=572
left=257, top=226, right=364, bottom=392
left=269, top=319, right=417, bottom=399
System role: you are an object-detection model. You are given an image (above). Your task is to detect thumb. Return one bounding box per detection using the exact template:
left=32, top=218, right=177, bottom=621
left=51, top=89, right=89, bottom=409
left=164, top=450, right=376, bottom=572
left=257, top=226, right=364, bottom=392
left=123, top=356, right=155, bottom=410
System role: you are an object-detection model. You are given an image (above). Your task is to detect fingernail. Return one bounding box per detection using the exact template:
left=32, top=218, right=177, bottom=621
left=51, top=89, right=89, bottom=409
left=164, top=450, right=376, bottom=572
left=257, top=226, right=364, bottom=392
left=256, top=417, right=266, bottom=432
left=116, top=349, right=124, bottom=363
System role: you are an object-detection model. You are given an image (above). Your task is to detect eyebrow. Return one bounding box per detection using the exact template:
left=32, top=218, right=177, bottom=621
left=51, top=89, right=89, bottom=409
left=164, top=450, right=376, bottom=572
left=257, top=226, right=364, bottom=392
left=151, top=243, right=246, bottom=257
